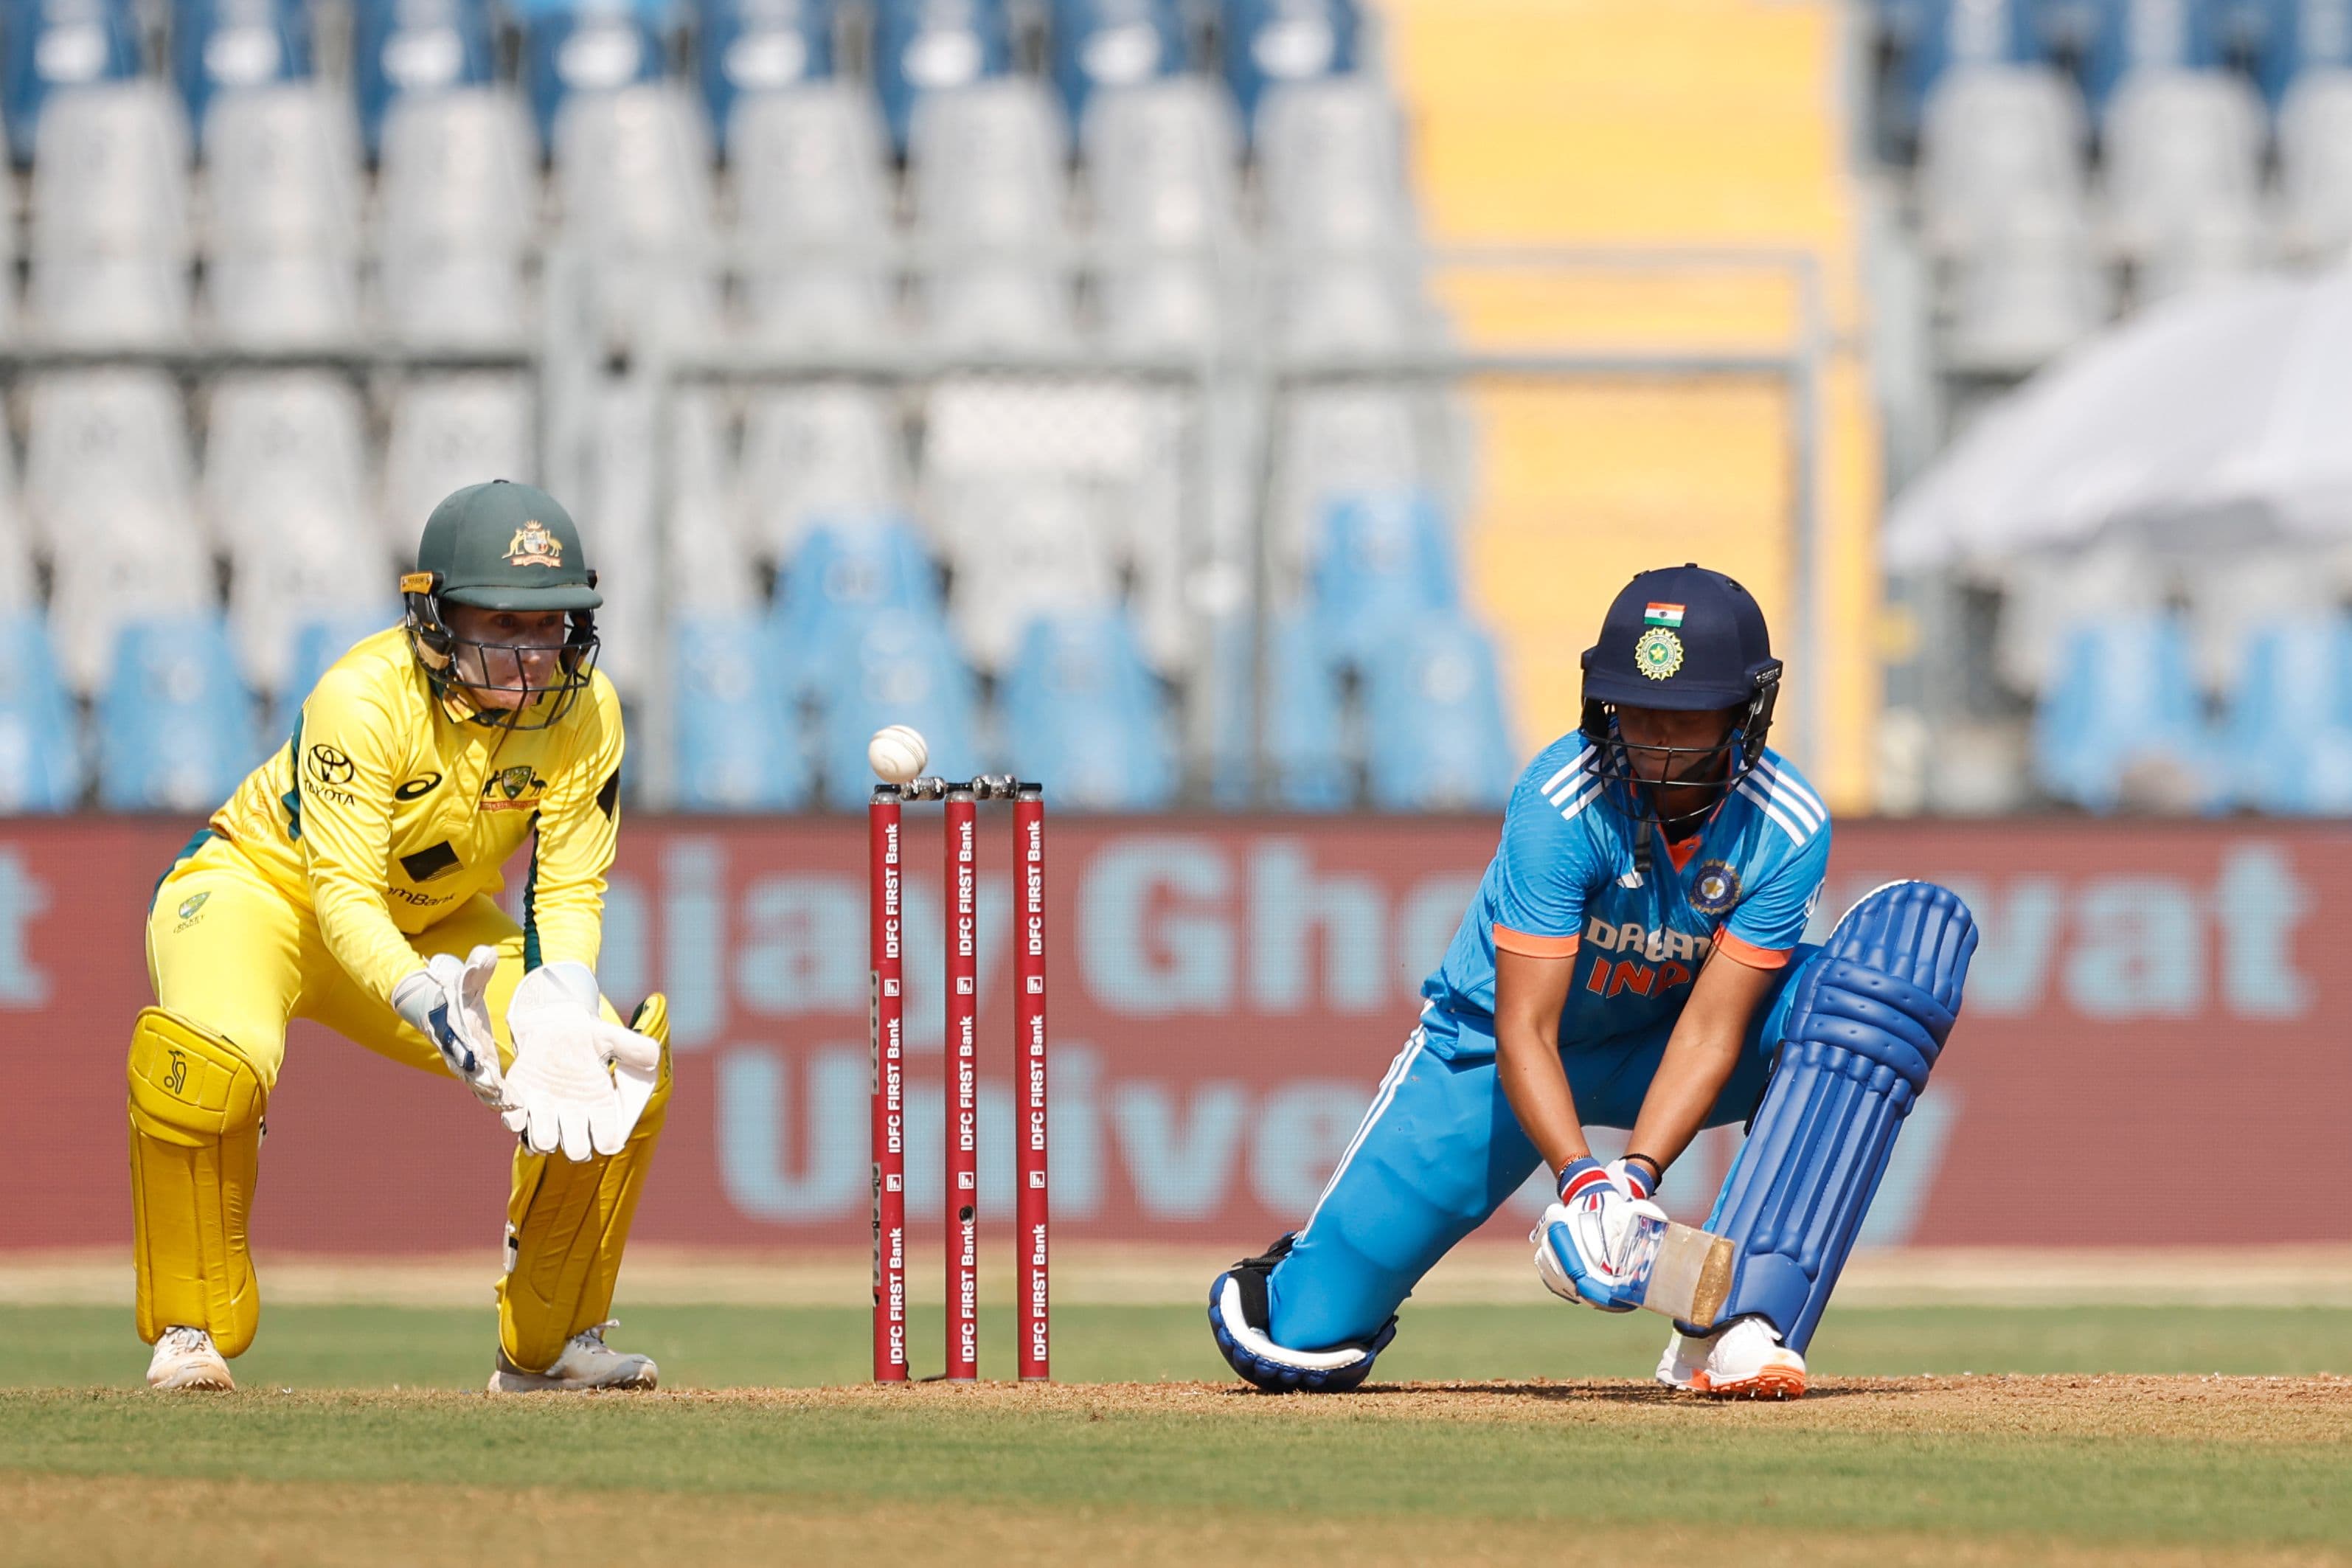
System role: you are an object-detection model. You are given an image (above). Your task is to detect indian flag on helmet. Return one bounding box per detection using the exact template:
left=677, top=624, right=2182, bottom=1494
left=1644, top=603, right=1685, bottom=628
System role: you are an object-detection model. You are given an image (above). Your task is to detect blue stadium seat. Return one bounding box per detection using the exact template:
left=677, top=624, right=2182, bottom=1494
left=97, top=616, right=262, bottom=812
left=351, top=0, right=498, bottom=157
left=998, top=606, right=1178, bottom=809
left=1889, top=0, right=2041, bottom=131
left=1049, top=0, right=1182, bottom=125
left=0, top=615, right=84, bottom=812
left=1307, top=490, right=1460, bottom=676
left=271, top=608, right=401, bottom=736
left=672, top=613, right=810, bottom=809
left=2030, top=614, right=2221, bottom=812
left=1361, top=611, right=1515, bottom=811
left=817, top=608, right=981, bottom=807
left=2223, top=615, right=2352, bottom=813
left=173, top=0, right=312, bottom=136
left=2078, top=0, right=2226, bottom=112
left=698, top=0, right=833, bottom=153
left=3, top=0, right=143, bottom=161
left=873, top=0, right=1011, bottom=154
left=519, top=0, right=667, bottom=151
left=1220, top=0, right=1359, bottom=131
left=1207, top=611, right=1350, bottom=809
left=771, top=516, right=943, bottom=704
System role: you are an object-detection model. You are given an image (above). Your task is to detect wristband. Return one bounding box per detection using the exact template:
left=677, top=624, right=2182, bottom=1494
left=1556, top=1157, right=1612, bottom=1204
left=1620, top=1152, right=1665, bottom=1195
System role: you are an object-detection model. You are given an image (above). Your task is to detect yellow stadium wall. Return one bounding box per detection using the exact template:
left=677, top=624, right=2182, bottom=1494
left=1373, top=0, right=1881, bottom=811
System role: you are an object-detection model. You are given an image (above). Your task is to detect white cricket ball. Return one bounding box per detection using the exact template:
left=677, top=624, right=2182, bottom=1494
left=868, top=724, right=929, bottom=785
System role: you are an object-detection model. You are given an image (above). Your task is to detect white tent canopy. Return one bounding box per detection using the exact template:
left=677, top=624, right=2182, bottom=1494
left=1886, top=269, right=2352, bottom=572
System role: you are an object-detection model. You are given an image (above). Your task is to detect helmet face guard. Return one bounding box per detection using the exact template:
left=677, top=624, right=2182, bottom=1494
left=402, top=571, right=600, bottom=732
left=1578, top=667, right=1780, bottom=830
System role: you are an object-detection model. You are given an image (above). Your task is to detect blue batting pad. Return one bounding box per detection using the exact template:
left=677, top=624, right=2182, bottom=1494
left=1702, top=880, right=1978, bottom=1353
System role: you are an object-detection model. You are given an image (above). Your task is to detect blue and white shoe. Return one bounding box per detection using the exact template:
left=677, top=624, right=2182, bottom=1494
left=1208, top=1234, right=1396, bottom=1394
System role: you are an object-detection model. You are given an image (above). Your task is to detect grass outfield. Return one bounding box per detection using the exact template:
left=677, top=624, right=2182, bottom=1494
left=6, top=1305, right=2350, bottom=1566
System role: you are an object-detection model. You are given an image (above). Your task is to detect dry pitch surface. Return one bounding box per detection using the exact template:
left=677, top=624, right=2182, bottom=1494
left=6, top=1375, right=2349, bottom=1567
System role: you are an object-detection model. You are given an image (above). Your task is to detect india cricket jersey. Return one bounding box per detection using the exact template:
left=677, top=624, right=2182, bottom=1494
left=1418, top=731, right=1831, bottom=1059
left=202, top=628, right=625, bottom=1007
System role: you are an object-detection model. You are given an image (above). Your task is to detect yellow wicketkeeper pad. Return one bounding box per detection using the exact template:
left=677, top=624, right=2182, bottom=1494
left=128, top=1008, right=266, bottom=1357
left=497, top=995, right=673, bottom=1373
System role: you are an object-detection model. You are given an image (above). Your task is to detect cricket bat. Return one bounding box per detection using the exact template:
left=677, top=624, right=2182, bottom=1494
left=1624, top=1218, right=1738, bottom=1329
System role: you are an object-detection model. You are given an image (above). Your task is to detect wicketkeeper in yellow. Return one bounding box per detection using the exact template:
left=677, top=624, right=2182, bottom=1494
left=134, top=480, right=673, bottom=1393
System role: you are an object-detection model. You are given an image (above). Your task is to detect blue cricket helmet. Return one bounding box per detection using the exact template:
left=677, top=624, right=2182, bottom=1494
left=1578, top=564, right=1784, bottom=824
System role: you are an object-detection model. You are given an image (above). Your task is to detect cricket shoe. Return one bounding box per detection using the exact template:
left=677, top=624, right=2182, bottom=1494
left=147, top=1326, right=235, bottom=1392
left=487, top=1321, right=659, bottom=1392
left=1656, top=1317, right=1807, bottom=1401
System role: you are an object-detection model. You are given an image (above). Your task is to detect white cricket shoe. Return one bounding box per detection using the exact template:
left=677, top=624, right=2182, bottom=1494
left=1655, top=1316, right=1807, bottom=1400
left=146, top=1326, right=235, bottom=1392
left=487, top=1321, right=659, bottom=1392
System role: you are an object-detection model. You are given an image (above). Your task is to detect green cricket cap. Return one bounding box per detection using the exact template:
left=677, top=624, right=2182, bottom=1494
left=408, top=480, right=603, bottom=611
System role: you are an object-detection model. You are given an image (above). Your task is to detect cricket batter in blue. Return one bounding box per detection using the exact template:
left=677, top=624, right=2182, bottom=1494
left=1210, top=564, right=1979, bottom=1398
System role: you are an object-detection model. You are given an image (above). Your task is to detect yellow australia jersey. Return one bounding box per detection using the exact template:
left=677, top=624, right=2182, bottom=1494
left=208, top=627, right=625, bottom=1005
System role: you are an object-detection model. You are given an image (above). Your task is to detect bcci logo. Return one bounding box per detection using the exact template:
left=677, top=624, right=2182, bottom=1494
left=1634, top=626, right=1685, bottom=681
left=1687, top=858, right=1742, bottom=917
left=504, top=521, right=563, bottom=569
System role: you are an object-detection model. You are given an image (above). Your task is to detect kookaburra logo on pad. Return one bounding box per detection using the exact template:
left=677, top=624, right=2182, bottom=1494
left=504, top=521, right=562, bottom=568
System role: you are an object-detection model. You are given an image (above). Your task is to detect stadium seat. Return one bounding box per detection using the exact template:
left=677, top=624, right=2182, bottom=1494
left=226, top=504, right=392, bottom=697
left=997, top=606, right=1179, bottom=809
left=552, top=83, right=721, bottom=348
left=49, top=504, right=217, bottom=696
left=909, top=78, right=1070, bottom=251
left=2278, top=68, right=2352, bottom=260
left=1206, top=609, right=1350, bottom=808
left=1992, top=547, right=2160, bottom=696
left=27, top=83, right=192, bottom=344
left=174, top=0, right=313, bottom=138
left=2101, top=69, right=2267, bottom=299
left=738, top=384, right=909, bottom=566
left=0, top=614, right=84, bottom=811
left=933, top=479, right=1119, bottom=671
left=664, top=389, right=752, bottom=605
left=731, top=81, right=891, bottom=246
left=3, top=0, right=143, bottom=162
left=921, top=262, right=1080, bottom=350
left=1886, top=0, right=2042, bottom=133
left=1941, top=198, right=2111, bottom=374
left=205, top=371, right=374, bottom=573
left=376, top=87, right=537, bottom=344
left=2030, top=614, right=2221, bottom=812
left=698, top=0, right=833, bottom=149
left=2223, top=616, right=2352, bottom=813
left=873, top=0, right=1013, bottom=155
left=2079, top=0, right=2225, bottom=111
left=1915, top=66, right=2088, bottom=260
left=203, top=83, right=361, bottom=257
left=1083, top=76, right=1243, bottom=241
left=816, top=607, right=982, bottom=807
left=380, top=375, right=535, bottom=555
left=671, top=613, right=810, bottom=809
left=1254, top=75, right=1409, bottom=251
left=730, top=83, right=898, bottom=347
left=209, top=252, right=364, bottom=346
left=1305, top=490, right=1460, bottom=676
left=1272, top=256, right=1429, bottom=355
left=97, top=615, right=262, bottom=811
left=1267, top=388, right=1429, bottom=589
left=1361, top=611, right=1515, bottom=811
left=1048, top=0, right=1183, bottom=125
left=271, top=606, right=401, bottom=732
left=350, top=0, right=497, bottom=157
left=771, top=516, right=944, bottom=702
left=1220, top=0, right=1361, bottom=131
left=24, top=372, right=199, bottom=558
left=521, top=0, right=667, bottom=152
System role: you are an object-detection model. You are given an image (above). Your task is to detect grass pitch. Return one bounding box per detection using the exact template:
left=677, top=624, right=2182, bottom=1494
left=6, top=1305, right=2350, bottom=1567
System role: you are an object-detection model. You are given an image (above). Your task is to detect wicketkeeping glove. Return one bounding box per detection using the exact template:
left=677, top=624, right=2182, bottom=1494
left=501, top=962, right=662, bottom=1162
left=1533, top=1156, right=1668, bottom=1312
left=390, top=946, right=510, bottom=1111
